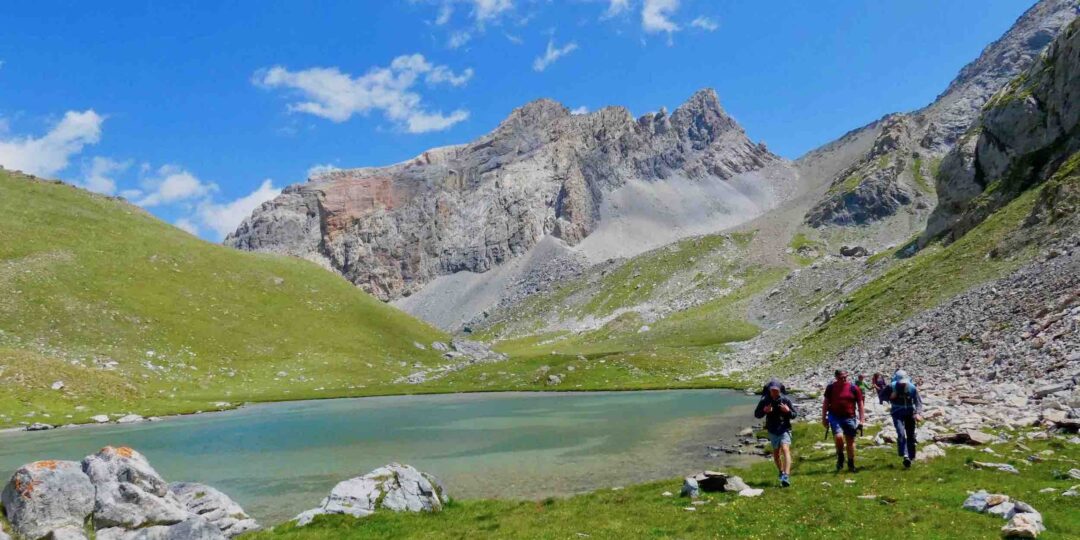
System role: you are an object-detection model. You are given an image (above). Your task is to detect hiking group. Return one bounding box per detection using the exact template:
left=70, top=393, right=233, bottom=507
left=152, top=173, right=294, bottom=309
left=754, top=368, right=923, bottom=487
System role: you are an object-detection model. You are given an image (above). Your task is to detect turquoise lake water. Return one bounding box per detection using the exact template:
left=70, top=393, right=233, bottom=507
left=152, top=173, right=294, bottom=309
left=0, top=390, right=755, bottom=523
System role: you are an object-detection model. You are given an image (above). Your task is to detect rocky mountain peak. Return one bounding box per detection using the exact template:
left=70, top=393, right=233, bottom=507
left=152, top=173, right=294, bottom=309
left=227, top=89, right=791, bottom=305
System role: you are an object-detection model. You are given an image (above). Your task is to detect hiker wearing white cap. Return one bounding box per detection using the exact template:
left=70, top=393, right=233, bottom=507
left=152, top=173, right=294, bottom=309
left=887, top=369, right=923, bottom=468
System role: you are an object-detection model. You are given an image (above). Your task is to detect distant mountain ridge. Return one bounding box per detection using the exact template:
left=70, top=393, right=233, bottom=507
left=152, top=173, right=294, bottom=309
left=226, top=89, right=796, bottom=302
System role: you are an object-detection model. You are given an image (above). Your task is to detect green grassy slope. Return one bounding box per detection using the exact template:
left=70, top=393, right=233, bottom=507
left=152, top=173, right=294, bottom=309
left=246, top=423, right=1080, bottom=539
left=772, top=150, right=1080, bottom=375
left=0, top=171, right=449, bottom=427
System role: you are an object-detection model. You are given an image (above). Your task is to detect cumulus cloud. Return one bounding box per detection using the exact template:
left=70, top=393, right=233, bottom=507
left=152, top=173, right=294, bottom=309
left=448, top=30, right=472, bottom=49
left=136, top=164, right=217, bottom=207
left=175, top=218, right=199, bottom=235
left=78, top=156, right=130, bottom=195
left=0, top=110, right=103, bottom=176
left=691, top=16, right=718, bottom=31
left=642, top=0, right=680, bottom=35
left=604, top=0, right=631, bottom=17
left=470, top=0, right=513, bottom=23
left=571, top=106, right=589, bottom=115
left=435, top=3, right=453, bottom=25
left=307, top=163, right=340, bottom=177
left=533, top=38, right=578, bottom=72
left=255, top=54, right=472, bottom=133
left=195, top=179, right=281, bottom=239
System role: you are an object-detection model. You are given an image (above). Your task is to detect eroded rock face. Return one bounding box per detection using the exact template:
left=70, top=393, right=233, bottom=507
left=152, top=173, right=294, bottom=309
left=294, top=463, right=447, bottom=526
left=1, top=460, right=94, bottom=540
left=81, top=446, right=189, bottom=530
left=169, top=483, right=260, bottom=538
left=925, top=15, right=1080, bottom=244
left=807, top=0, right=1077, bottom=230
left=227, top=89, right=787, bottom=301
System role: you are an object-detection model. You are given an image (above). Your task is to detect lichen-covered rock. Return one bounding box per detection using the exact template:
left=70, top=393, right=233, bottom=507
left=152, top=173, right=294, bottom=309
left=81, top=447, right=189, bottom=529
left=1002, top=512, right=1044, bottom=538
left=96, top=517, right=225, bottom=540
left=294, top=463, right=447, bottom=527
left=168, top=483, right=259, bottom=538
left=1, top=460, right=94, bottom=540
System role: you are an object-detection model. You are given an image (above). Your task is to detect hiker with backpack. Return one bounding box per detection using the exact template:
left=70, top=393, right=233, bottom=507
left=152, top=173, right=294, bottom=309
left=754, top=379, right=798, bottom=487
left=887, top=369, right=924, bottom=468
left=822, top=369, right=866, bottom=472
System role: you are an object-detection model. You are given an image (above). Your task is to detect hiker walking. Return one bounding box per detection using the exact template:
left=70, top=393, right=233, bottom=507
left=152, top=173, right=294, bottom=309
left=822, top=369, right=865, bottom=472
left=887, top=369, right=923, bottom=468
left=872, top=373, right=888, bottom=404
left=754, top=379, right=798, bottom=487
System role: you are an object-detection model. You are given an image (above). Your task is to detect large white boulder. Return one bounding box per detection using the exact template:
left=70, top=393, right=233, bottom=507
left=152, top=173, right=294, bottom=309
left=81, top=447, right=189, bottom=529
left=96, top=517, right=225, bottom=540
left=295, top=463, right=448, bottom=526
left=169, top=483, right=260, bottom=538
left=1, top=460, right=94, bottom=540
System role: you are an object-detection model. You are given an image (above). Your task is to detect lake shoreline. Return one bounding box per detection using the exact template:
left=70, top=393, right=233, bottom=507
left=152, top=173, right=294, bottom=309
left=1, top=381, right=755, bottom=433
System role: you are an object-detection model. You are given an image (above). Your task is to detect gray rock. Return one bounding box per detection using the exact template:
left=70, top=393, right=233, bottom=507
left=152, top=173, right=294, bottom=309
left=973, top=461, right=1021, bottom=474
left=26, top=423, right=55, bottom=432
left=169, top=483, right=259, bottom=538
left=1002, top=512, right=1044, bottom=538
left=1, top=460, right=94, bottom=540
left=962, top=490, right=991, bottom=512
left=90, top=415, right=110, bottom=424
left=116, top=414, right=145, bottom=424
left=680, top=476, right=700, bottom=499
left=295, top=463, right=447, bottom=527
left=81, top=446, right=189, bottom=529
left=987, top=500, right=1016, bottom=519
left=725, top=476, right=751, bottom=493
left=46, top=526, right=89, bottom=540
left=0, top=522, right=8, bottom=540
left=96, top=517, right=225, bottom=540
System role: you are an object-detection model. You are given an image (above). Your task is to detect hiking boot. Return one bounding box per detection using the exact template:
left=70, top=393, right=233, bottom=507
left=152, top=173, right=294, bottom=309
left=780, top=473, right=791, bottom=488
left=847, top=460, right=856, bottom=473
left=903, top=457, right=912, bottom=469
left=835, top=453, right=845, bottom=472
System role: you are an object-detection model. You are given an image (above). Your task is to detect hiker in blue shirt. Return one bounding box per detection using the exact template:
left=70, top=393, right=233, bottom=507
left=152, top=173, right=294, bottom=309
left=754, top=379, right=798, bottom=487
left=887, top=369, right=923, bottom=468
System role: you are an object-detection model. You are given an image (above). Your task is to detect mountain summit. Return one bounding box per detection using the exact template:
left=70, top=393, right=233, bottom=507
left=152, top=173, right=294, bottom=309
left=226, top=89, right=795, bottom=303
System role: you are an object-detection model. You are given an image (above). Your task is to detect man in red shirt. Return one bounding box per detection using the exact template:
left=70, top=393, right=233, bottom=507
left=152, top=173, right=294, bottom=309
left=822, top=369, right=866, bottom=472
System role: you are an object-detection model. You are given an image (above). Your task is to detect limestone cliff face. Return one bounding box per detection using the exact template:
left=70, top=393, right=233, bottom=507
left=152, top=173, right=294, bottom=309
left=226, top=89, right=785, bottom=300
left=805, top=0, right=1077, bottom=228
left=924, top=17, right=1080, bottom=245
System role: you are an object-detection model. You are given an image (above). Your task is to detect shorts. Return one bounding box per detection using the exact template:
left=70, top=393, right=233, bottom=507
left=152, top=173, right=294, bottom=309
left=767, top=431, right=792, bottom=449
left=828, top=412, right=859, bottom=437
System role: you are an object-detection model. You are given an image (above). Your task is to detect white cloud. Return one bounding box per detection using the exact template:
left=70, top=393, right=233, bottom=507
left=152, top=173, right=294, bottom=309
left=533, top=38, right=578, bottom=72
left=307, top=163, right=340, bottom=178
left=471, top=0, right=512, bottom=23
left=0, top=110, right=103, bottom=176
left=195, top=179, right=281, bottom=239
left=435, top=3, right=453, bottom=25
left=448, top=30, right=472, bottom=48
left=78, top=156, right=130, bottom=195
left=255, top=54, right=472, bottom=133
left=175, top=218, right=199, bottom=235
left=504, top=33, right=523, bottom=44
left=426, top=65, right=474, bottom=86
left=605, top=0, right=631, bottom=17
left=691, top=16, right=718, bottom=31
left=642, top=0, right=680, bottom=34
left=570, top=106, right=589, bottom=115
left=136, top=165, right=217, bottom=207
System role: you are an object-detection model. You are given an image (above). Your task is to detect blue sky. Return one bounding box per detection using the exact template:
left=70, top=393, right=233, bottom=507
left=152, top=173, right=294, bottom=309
left=0, top=0, right=1039, bottom=240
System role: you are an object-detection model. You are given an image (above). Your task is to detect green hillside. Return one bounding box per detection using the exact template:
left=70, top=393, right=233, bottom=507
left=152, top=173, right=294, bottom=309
left=0, top=170, right=448, bottom=428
